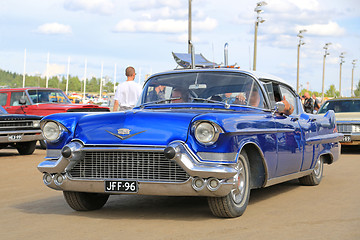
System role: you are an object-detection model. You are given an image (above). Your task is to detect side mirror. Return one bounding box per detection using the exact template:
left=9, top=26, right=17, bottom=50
left=274, top=101, right=285, bottom=113
left=19, top=96, right=27, bottom=105
left=313, top=110, right=318, bottom=114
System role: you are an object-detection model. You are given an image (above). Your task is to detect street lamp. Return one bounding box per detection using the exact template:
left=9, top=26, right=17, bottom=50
left=253, top=1, right=267, bottom=71
left=339, top=52, right=345, bottom=97
left=351, top=60, right=357, bottom=97
left=296, top=29, right=306, bottom=94
left=321, top=43, right=331, bottom=102
left=188, top=0, right=192, bottom=54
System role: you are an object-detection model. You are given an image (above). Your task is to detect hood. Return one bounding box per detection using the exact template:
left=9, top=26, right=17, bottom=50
left=334, top=112, right=360, bottom=122
left=74, top=110, right=200, bottom=146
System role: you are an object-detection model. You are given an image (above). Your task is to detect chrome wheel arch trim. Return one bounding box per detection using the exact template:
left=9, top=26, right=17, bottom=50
left=237, top=141, right=269, bottom=188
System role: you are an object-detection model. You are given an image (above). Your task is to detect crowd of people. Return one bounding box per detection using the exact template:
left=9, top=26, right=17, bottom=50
left=301, top=92, right=321, bottom=113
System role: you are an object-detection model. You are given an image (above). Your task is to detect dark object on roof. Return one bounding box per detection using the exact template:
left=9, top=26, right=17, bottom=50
left=172, top=52, right=220, bottom=68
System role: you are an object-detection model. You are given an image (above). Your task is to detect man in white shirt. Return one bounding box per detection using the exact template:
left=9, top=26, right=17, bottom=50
left=113, top=66, right=142, bottom=111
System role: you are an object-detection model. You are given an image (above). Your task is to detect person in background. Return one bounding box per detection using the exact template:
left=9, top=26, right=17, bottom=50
left=312, top=93, right=321, bottom=111
left=113, top=66, right=142, bottom=111
left=303, top=92, right=314, bottom=113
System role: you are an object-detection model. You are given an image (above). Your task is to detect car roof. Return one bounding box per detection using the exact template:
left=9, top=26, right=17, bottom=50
left=149, top=68, right=289, bottom=85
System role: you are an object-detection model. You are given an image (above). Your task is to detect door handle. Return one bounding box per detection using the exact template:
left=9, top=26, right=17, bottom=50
left=308, top=118, right=317, bottom=122
left=291, top=117, right=299, bottom=122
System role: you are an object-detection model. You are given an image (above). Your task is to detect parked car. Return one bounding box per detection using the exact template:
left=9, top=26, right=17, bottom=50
left=37, top=68, right=342, bottom=218
left=0, top=105, right=42, bottom=155
left=0, top=87, right=110, bottom=116
left=318, top=97, right=360, bottom=145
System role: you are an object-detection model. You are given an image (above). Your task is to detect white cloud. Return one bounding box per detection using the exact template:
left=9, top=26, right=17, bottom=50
left=297, top=21, right=346, bottom=37
left=42, top=64, right=66, bottom=77
left=113, top=17, right=217, bottom=34
left=130, top=0, right=183, bottom=11
left=167, top=33, right=200, bottom=44
left=36, top=23, right=72, bottom=35
left=64, top=0, right=115, bottom=15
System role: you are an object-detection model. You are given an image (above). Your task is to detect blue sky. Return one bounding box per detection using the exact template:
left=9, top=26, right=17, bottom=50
left=0, top=0, right=359, bottom=96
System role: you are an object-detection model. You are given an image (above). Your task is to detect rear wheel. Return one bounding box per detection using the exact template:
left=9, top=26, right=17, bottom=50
left=16, top=141, right=36, bottom=155
left=299, top=157, right=323, bottom=186
left=63, top=191, right=109, bottom=211
left=207, top=151, right=251, bottom=218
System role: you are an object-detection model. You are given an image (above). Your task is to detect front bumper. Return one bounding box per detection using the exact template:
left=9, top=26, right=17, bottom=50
left=0, top=129, right=43, bottom=143
left=339, top=133, right=360, bottom=145
left=38, top=141, right=239, bottom=197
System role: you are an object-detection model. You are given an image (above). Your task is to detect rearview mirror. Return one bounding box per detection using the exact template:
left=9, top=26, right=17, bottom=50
left=189, top=84, right=207, bottom=90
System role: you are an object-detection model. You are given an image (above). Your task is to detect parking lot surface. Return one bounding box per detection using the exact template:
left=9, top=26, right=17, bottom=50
left=0, top=147, right=359, bottom=240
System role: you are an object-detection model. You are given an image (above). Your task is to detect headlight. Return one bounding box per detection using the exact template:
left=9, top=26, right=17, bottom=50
left=42, top=121, right=62, bottom=141
left=194, top=121, right=222, bottom=145
left=32, top=120, right=40, bottom=128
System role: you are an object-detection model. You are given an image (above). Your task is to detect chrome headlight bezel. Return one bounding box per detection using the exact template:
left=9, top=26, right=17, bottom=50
left=41, top=121, right=66, bottom=142
left=192, top=121, right=223, bottom=145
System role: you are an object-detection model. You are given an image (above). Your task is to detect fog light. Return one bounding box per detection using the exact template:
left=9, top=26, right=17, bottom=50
left=207, top=178, right=220, bottom=191
left=54, top=174, right=65, bottom=186
left=43, top=173, right=53, bottom=185
left=192, top=177, right=205, bottom=191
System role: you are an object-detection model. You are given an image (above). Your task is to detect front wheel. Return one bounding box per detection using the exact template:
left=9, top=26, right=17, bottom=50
left=299, top=157, right=323, bottom=186
left=63, top=191, right=109, bottom=211
left=207, top=151, right=251, bottom=218
left=16, top=141, right=36, bottom=155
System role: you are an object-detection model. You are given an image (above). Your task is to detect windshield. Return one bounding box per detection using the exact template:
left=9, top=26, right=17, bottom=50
left=27, top=89, right=71, bottom=104
left=140, top=71, right=267, bottom=108
left=318, top=100, right=360, bottom=113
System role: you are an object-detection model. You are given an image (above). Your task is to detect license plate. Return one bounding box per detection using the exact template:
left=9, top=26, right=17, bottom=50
left=105, top=180, right=138, bottom=193
left=341, top=136, right=351, bottom=142
left=8, top=134, right=22, bottom=141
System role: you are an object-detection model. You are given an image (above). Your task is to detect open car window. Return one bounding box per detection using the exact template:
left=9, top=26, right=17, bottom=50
left=141, top=72, right=268, bottom=108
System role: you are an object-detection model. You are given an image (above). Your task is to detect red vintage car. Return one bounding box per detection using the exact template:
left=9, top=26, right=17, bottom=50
left=0, top=87, right=110, bottom=116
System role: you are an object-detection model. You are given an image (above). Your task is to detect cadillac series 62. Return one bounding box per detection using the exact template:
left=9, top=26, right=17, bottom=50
left=38, top=68, right=342, bottom=218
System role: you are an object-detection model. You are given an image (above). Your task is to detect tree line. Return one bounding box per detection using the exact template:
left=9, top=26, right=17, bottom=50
left=0, top=68, right=359, bottom=97
left=0, top=69, right=115, bottom=94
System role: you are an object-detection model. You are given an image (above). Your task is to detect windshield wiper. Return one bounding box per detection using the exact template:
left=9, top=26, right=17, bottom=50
left=192, top=97, right=230, bottom=109
left=139, top=97, right=181, bottom=109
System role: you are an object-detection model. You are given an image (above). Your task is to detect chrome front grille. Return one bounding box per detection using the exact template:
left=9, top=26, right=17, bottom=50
left=68, top=151, right=190, bottom=182
left=337, top=124, right=360, bottom=133
left=0, top=120, right=33, bottom=130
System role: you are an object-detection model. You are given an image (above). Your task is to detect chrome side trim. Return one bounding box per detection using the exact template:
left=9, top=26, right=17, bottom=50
left=264, top=169, right=313, bottom=187
left=306, top=132, right=343, bottom=144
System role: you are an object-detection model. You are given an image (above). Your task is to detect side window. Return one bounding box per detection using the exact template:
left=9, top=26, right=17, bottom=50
left=248, top=83, right=266, bottom=108
left=279, top=85, right=298, bottom=115
left=0, top=93, right=8, bottom=106
left=10, top=92, right=29, bottom=106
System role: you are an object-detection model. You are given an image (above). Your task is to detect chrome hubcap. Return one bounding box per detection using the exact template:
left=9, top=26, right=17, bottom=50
left=231, top=159, right=246, bottom=204
left=314, top=158, right=322, bottom=178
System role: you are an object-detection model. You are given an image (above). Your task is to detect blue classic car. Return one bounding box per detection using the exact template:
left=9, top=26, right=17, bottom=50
left=38, top=68, right=342, bottom=218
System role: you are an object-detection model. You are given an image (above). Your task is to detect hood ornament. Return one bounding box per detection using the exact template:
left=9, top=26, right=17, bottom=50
left=106, top=128, right=146, bottom=140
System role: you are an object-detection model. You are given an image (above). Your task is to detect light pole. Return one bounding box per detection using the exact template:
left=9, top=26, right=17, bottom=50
left=188, top=0, right=192, bottom=54
left=321, top=43, right=331, bottom=102
left=253, top=1, right=267, bottom=71
left=296, top=29, right=306, bottom=94
left=351, top=60, right=357, bottom=97
left=339, top=52, right=345, bottom=97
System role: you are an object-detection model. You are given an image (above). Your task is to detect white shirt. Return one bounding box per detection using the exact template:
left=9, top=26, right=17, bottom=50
left=114, top=80, right=142, bottom=107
